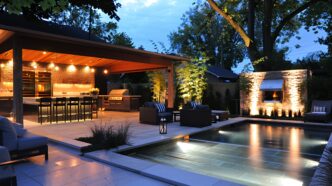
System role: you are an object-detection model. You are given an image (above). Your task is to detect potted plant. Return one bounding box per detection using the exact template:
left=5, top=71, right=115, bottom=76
left=90, top=88, right=100, bottom=96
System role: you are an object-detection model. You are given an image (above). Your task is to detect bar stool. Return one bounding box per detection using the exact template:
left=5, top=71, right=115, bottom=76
left=67, top=97, right=80, bottom=122
left=38, top=97, right=52, bottom=125
left=80, top=97, right=93, bottom=121
left=53, top=97, right=67, bottom=123
left=92, top=97, right=98, bottom=118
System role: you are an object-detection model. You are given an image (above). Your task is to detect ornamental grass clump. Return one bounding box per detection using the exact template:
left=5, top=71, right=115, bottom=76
left=77, top=122, right=130, bottom=152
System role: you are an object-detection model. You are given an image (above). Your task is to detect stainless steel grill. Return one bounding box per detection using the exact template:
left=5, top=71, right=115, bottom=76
left=108, top=89, right=129, bottom=101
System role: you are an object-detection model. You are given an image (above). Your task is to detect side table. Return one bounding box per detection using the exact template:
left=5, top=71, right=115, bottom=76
left=173, top=110, right=180, bottom=122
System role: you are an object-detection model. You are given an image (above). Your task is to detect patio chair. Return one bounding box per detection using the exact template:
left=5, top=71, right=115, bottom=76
left=180, top=102, right=212, bottom=127
left=304, top=100, right=332, bottom=123
left=139, top=102, right=173, bottom=125
left=0, top=116, right=48, bottom=161
left=0, top=146, right=17, bottom=186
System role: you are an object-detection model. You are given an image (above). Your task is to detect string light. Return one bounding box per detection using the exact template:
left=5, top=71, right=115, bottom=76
left=103, top=69, right=108, bottom=74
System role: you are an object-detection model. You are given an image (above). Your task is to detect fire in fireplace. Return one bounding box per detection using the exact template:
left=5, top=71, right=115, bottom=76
left=263, top=91, right=283, bottom=102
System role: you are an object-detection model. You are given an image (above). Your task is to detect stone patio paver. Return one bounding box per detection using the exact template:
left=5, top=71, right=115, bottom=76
left=12, top=143, right=168, bottom=186
left=26, top=111, right=246, bottom=151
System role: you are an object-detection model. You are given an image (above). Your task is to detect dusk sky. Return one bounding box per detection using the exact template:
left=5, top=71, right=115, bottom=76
left=116, top=0, right=328, bottom=73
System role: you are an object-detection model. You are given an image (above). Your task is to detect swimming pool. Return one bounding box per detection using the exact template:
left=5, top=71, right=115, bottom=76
left=125, top=122, right=331, bottom=186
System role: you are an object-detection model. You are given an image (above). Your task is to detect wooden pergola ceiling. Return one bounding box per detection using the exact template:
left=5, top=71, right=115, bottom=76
left=0, top=49, right=166, bottom=73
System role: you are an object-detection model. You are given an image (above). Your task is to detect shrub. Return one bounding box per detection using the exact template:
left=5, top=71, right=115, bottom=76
left=77, top=122, right=130, bottom=152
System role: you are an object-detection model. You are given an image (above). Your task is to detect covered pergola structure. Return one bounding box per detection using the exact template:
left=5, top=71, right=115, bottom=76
left=0, top=13, right=188, bottom=125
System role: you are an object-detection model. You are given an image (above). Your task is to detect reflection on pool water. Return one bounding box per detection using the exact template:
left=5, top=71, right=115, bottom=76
left=126, top=123, right=331, bottom=186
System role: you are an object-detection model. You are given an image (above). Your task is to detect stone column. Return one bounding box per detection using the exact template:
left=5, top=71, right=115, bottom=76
left=12, top=36, right=23, bottom=125
left=167, top=64, right=175, bottom=109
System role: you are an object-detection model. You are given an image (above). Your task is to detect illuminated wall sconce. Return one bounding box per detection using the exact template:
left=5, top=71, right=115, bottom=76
left=84, top=66, right=90, bottom=73
left=91, top=68, right=95, bottom=73
left=103, top=69, right=108, bottom=74
left=48, top=63, right=55, bottom=69
left=54, top=66, right=59, bottom=71
left=68, top=64, right=76, bottom=72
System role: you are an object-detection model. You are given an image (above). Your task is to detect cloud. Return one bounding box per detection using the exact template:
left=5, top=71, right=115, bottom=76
left=119, top=0, right=160, bottom=8
left=168, top=0, right=177, bottom=6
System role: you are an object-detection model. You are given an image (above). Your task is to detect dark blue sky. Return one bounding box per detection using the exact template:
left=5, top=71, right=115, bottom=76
left=116, top=0, right=327, bottom=73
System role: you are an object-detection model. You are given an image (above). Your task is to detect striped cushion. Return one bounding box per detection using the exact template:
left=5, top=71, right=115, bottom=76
left=155, top=103, right=166, bottom=113
left=314, top=106, right=326, bottom=112
left=190, top=101, right=199, bottom=109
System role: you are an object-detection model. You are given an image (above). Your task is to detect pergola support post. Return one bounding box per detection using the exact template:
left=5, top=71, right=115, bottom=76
left=167, top=64, right=175, bottom=109
left=12, top=36, right=23, bottom=125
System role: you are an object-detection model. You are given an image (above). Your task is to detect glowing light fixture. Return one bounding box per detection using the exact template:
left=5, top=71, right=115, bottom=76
left=176, top=141, right=194, bottom=152
left=103, top=69, right=108, bottom=74
left=91, top=68, right=95, bottom=73
left=0, top=63, right=4, bottom=68
left=68, top=64, right=76, bottom=72
left=43, top=51, right=47, bottom=55
left=84, top=66, right=90, bottom=72
left=218, top=130, right=227, bottom=134
left=54, top=66, right=59, bottom=71
left=31, top=61, right=38, bottom=69
left=48, top=63, right=55, bottom=69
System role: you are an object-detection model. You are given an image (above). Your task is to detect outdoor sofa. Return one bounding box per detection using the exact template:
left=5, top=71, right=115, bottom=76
left=180, top=102, right=212, bottom=127
left=304, top=100, right=332, bottom=123
left=310, top=134, right=332, bottom=186
left=0, top=116, right=48, bottom=160
left=0, top=146, right=17, bottom=186
left=139, top=102, right=173, bottom=125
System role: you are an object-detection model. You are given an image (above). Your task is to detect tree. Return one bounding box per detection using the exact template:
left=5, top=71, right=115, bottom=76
left=51, top=5, right=135, bottom=47
left=0, top=0, right=121, bottom=21
left=176, top=56, right=208, bottom=103
left=148, top=71, right=166, bottom=103
left=207, top=0, right=331, bottom=71
left=169, top=2, right=245, bottom=70
left=112, top=32, right=135, bottom=48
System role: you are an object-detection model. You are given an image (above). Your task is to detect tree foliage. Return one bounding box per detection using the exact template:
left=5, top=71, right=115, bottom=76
left=148, top=71, right=166, bottom=103
left=0, top=0, right=121, bottom=21
left=176, top=57, right=208, bottom=103
left=169, top=2, right=245, bottom=70
left=206, top=0, right=331, bottom=71
left=50, top=4, right=134, bottom=47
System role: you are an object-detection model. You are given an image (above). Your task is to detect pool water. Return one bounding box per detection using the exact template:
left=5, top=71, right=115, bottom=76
left=126, top=123, right=331, bottom=186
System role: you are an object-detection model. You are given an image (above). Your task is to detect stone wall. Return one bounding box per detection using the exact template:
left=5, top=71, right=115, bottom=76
left=240, top=69, right=308, bottom=116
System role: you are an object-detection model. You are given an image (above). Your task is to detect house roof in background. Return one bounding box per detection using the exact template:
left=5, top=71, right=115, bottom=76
left=0, top=12, right=189, bottom=63
left=207, top=66, right=239, bottom=79
left=0, top=12, right=104, bottom=42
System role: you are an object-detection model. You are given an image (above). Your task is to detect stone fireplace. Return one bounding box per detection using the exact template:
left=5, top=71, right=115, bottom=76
left=240, top=69, right=308, bottom=117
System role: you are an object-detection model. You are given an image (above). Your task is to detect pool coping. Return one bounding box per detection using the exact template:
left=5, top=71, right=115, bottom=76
left=31, top=117, right=332, bottom=152
left=84, top=118, right=332, bottom=186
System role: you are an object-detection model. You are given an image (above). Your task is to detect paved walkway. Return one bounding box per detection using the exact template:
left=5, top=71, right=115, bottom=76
left=26, top=111, right=245, bottom=150
left=13, top=143, right=168, bottom=186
